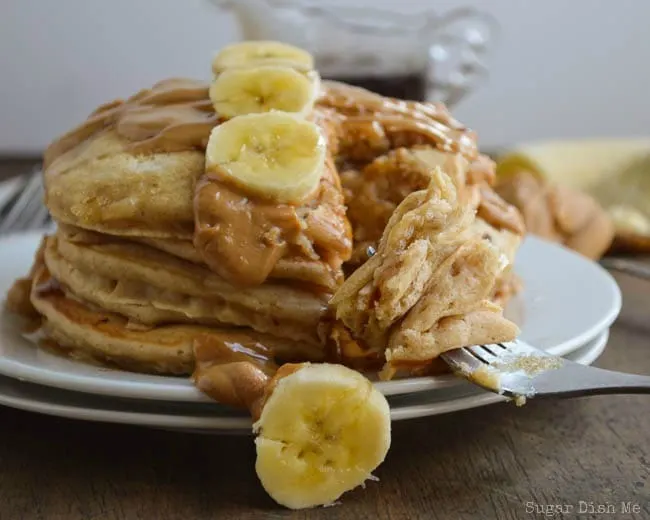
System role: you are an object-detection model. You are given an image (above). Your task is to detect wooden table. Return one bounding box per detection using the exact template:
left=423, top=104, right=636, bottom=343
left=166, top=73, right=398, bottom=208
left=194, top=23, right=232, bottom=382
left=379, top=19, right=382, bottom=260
left=0, top=160, right=648, bottom=519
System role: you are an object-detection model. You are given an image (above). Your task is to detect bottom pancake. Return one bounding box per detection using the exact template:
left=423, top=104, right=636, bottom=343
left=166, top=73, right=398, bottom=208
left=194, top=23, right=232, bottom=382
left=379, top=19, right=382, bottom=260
left=29, top=265, right=325, bottom=375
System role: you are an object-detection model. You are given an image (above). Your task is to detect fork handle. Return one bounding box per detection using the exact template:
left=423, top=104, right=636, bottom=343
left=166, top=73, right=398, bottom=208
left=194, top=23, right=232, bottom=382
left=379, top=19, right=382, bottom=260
left=535, top=364, right=650, bottom=398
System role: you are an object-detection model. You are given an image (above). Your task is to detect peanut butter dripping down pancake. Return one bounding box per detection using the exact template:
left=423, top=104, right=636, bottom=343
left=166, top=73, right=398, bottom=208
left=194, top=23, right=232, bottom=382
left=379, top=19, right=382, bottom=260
left=43, top=78, right=352, bottom=288
left=193, top=332, right=278, bottom=418
left=318, top=80, right=478, bottom=160
left=195, top=151, right=350, bottom=287
left=44, top=79, right=218, bottom=168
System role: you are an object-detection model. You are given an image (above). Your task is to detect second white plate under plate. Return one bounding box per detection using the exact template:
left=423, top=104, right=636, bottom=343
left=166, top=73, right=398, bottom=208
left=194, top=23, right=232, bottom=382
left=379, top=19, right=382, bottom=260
left=0, top=329, right=610, bottom=434
left=0, top=232, right=621, bottom=401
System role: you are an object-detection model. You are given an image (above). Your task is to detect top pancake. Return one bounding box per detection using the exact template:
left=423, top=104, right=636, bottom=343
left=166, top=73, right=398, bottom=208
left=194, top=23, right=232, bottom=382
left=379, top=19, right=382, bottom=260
left=46, top=130, right=203, bottom=238
left=44, top=79, right=215, bottom=239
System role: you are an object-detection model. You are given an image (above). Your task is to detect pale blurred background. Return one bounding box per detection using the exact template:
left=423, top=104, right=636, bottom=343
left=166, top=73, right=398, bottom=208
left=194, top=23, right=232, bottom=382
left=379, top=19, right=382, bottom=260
left=1, top=0, right=649, bottom=153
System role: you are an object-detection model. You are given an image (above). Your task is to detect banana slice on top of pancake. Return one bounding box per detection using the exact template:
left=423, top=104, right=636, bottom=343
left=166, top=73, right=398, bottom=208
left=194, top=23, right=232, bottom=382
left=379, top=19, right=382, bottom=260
left=209, top=65, right=319, bottom=118
left=205, top=112, right=326, bottom=203
left=212, top=40, right=315, bottom=74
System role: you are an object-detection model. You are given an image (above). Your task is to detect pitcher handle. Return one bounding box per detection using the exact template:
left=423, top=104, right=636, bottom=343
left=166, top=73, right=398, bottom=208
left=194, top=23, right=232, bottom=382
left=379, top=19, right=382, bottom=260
left=423, top=8, right=499, bottom=107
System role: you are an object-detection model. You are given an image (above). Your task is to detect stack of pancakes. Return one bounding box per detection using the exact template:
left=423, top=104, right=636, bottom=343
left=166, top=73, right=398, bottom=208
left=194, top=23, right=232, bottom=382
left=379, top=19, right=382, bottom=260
left=3, top=42, right=532, bottom=511
left=7, top=51, right=524, bottom=380
left=14, top=77, right=352, bottom=374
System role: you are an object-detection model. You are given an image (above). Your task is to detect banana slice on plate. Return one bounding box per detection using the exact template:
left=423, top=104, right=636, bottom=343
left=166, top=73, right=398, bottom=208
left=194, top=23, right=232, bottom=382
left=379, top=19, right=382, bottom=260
left=254, top=363, right=391, bottom=510
left=210, top=65, right=319, bottom=118
left=212, top=40, right=315, bottom=74
left=205, top=112, right=326, bottom=203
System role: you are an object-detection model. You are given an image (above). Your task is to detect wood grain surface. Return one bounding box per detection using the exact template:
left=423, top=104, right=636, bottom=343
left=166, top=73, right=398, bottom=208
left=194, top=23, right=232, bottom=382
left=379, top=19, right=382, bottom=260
left=0, top=161, right=648, bottom=519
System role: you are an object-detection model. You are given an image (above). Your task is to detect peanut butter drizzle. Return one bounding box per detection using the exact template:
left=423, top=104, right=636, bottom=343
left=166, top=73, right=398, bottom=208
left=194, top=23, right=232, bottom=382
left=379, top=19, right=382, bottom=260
left=44, top=78, right=218, bottom=170
left=193, top=344, right=305, bottom=421
left=319, top=80, right=478, bottom=159
left=192, top=331, right=279, bottom=419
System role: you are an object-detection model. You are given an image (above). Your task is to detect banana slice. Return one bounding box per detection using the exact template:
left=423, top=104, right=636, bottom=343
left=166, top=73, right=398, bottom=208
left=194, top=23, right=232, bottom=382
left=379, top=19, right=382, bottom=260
left=212, top=40, right=314, bottom=74
left=254, top=363, right=391, bottom=509
left=209, top=65, right=318, bottom=118
left=205, top=112, right=326, bottom=203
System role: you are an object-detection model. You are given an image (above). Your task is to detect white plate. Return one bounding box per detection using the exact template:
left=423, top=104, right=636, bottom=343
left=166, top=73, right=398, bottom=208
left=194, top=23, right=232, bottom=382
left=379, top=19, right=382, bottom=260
left=0, top=330, right=610, bottom=433
left=0, top=232, right=621, bottom=400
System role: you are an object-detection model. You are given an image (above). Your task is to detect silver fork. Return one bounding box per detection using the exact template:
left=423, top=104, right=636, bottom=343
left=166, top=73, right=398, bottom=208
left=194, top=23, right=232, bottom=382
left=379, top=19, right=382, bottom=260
left=441, top=341, right=650, bottom=400
left=0, top=169, right=50, bottom=234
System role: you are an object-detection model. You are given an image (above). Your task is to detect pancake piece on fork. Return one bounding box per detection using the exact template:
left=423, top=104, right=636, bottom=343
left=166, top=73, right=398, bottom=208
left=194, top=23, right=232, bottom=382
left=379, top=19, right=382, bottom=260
left=329, top=151, right=520, bottom=378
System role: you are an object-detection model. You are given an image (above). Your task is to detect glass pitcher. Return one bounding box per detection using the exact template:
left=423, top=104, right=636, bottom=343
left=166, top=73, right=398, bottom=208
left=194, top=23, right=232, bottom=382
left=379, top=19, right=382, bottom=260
left=210, top=0, right=498, bottom=106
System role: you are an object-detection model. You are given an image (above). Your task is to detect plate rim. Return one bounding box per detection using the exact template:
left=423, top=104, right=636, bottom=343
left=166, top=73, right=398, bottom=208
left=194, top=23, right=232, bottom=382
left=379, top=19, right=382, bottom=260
left=0, top=329, right=610, bottom=432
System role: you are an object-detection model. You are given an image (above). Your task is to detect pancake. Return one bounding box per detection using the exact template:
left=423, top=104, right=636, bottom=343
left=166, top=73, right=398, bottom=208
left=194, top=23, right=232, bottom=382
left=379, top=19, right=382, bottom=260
left=45, top=131, right=202, bottom=239
left=47, top=232, right=327, bottom=345
left=59, top=224, right=342, bottom=293
left=43, top=80, right=215, bottom=239
left=30, top=265, right=324, bottom=376
left=470, top=217, right=521, bottom=272
left=44, top=234, right=323, bottom=345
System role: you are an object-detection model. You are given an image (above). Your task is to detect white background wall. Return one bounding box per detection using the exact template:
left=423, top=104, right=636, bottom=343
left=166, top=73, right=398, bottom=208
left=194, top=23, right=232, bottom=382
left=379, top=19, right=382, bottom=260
left=1, top=0, right=649, bottom=153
